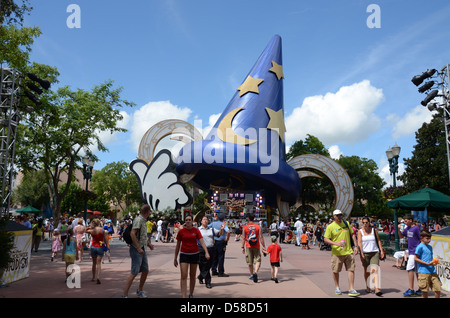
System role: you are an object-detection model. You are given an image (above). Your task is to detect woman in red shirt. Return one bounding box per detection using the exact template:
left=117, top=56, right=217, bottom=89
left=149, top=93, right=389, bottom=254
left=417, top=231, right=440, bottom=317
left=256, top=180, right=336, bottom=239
left=86, top=218, right=108, bottom=284
left=174, top=215, right=210, bottom=298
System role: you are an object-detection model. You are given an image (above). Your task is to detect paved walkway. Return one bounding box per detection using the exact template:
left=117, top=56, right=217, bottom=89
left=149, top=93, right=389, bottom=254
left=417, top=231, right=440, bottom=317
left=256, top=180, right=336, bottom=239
left=0, top=233, right=446, bottom=300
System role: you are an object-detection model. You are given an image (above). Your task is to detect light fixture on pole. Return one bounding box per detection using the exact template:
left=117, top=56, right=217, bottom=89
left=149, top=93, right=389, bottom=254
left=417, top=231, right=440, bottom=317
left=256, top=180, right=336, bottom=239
left=386, top=143, right=401, bottom=252
left=386, top=144, right=400, bottom=187
left=412, top=64, right=450, bottom=187
left=82, top=155, right=95, bottom=222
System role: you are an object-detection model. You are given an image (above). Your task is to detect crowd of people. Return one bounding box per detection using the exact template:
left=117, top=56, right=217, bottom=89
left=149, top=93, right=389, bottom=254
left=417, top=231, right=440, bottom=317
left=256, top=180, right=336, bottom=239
left=9, top=208, right=448, bottom=298
left=13, top=212, right=116, bottom=286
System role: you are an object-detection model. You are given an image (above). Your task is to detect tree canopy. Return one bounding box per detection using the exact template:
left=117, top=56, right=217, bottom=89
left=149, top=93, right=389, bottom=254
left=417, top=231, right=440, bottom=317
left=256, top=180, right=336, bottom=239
left=15, top=70, right=134, bottom=220
left=399, top=109, right=450, bottom=195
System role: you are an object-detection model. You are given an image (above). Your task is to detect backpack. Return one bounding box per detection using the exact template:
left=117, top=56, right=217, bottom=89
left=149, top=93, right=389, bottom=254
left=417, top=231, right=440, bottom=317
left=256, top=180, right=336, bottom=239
left=123, top=224, right=138, bottom=245
left=247, top=226, right=258, bottom=246
left=343, top=220, right=355, bottom=248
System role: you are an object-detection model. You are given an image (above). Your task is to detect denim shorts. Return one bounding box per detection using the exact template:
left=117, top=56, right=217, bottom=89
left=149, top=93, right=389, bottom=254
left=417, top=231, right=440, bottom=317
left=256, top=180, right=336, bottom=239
left=90, top=246, right=104, bottom=258
left=130, top=246, right=149, bottom=275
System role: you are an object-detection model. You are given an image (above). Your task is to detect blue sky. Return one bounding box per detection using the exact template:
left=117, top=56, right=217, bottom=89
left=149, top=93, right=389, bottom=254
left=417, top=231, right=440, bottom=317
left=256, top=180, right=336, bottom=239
left=22, top=0, right=450, bottom=187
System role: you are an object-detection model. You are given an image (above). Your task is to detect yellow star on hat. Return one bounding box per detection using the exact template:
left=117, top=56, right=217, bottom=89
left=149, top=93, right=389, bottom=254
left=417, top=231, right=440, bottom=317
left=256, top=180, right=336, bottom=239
left=265, top=107, right=286, bottom=141
left=269, top=61, right=284, bottom=80
left=237, top=76, right=264, bottom=97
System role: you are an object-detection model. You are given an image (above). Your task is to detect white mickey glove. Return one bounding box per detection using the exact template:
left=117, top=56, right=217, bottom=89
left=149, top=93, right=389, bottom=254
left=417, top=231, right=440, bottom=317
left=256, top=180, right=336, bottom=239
left=130, top=149, right=191, bottom=211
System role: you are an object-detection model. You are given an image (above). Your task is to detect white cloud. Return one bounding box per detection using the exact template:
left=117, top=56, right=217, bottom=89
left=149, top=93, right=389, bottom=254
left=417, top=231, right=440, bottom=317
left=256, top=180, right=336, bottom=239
left=86, top=111, right=132, bottom=156
left=328, top=145, right=343, bottom=159
left=285, top=80, right=383, bottom=146
left=130, top=101, right=192, bottom=152
left=389, top=105, right=433, bottom=139
left=97, top=110, right=131, bottom=145
left=202, top=113, right=221, bottom=137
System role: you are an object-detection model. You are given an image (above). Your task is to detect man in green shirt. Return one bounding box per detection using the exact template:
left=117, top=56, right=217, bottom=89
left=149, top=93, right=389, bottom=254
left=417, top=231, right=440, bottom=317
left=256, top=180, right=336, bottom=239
left=324, top=209, right=360, bottom=297
left=123, top=204, right=154, bottom=298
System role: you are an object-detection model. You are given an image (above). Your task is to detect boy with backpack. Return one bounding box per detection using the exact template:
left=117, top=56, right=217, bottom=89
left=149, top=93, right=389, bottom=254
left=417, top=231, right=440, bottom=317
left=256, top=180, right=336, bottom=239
left=241, top=213, right=266, bottom=283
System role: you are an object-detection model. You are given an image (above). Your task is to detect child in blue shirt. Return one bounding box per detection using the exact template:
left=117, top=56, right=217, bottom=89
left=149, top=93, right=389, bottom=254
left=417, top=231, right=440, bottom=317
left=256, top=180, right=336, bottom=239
left=414, top=230, right=441, bottom=298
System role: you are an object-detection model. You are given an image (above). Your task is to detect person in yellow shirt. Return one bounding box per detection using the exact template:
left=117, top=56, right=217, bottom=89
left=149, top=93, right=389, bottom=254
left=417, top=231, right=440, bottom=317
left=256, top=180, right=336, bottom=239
left=324, top=210, right=359, bottom=297
left=32, top=219, right=45, bottom=252
left=146, top=219, right=154, bottom=241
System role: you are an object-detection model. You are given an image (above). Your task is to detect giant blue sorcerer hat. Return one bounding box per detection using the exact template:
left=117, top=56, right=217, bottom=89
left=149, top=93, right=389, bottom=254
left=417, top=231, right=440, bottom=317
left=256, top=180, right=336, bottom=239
left=176, top=35, right=301, bottom=206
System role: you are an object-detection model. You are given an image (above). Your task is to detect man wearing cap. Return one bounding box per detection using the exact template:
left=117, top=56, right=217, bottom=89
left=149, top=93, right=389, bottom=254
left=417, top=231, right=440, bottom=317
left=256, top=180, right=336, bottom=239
left=242, top=213, right=266, bottom=283
left=324, top=209, right=360, bottom=297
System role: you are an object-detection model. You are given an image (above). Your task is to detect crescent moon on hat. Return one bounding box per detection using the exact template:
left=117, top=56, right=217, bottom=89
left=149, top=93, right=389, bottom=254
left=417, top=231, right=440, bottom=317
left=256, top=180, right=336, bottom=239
left=217, top=107, right=257, bottom=145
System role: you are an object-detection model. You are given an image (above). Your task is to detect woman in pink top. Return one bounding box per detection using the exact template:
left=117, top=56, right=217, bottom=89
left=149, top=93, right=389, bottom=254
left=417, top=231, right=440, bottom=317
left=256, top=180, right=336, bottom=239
left=73, top=219, right=86, bottom=262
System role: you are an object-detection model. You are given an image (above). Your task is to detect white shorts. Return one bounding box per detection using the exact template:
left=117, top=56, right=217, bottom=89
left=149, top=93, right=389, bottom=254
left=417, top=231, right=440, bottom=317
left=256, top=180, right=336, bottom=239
left=406, top=254, right=417, bottom=272
left=393, top=251, right=405, bottom=259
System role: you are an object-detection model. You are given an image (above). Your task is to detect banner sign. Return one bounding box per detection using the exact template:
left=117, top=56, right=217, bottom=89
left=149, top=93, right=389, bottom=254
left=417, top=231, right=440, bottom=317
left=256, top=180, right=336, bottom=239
left=431, top=234, right=450, bottom=292
left=0, top=230, right=32, bottom=285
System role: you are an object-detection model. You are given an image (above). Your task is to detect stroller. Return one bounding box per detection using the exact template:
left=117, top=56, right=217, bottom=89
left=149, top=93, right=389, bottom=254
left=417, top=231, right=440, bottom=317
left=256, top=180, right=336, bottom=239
left=319, top=235, right=331, bottom=251
left=283, top=230, right=296, bottom=244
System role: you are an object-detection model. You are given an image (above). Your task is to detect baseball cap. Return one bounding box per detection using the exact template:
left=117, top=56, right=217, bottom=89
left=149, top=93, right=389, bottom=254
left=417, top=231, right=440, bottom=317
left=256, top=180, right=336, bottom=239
left=333, top=209, right=343, bottom=216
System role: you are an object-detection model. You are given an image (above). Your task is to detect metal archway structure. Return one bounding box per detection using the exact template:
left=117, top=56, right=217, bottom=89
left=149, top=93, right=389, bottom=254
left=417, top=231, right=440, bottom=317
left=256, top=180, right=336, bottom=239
left=288, top=154, right=354, bottom=218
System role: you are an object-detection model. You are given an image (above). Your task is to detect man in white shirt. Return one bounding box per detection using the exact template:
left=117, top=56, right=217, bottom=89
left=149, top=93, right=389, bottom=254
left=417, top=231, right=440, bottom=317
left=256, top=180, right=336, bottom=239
left=198, top=216, right=223, bottom=288
left=279, top=219, right=286, bottom=244
left=294, top=218, right=304, bottom=246
left=71, top=213, right=86, bottom=229
left=155, top=218, right=163, bottom=242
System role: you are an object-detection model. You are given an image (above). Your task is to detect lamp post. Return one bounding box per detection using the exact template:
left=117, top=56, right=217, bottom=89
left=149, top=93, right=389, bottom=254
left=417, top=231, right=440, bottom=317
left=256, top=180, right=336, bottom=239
left=386, top=144, right=401, bottom=251
left=386, top=144, right=401, bottom=187
left=82, top=155, right=94, bottom=222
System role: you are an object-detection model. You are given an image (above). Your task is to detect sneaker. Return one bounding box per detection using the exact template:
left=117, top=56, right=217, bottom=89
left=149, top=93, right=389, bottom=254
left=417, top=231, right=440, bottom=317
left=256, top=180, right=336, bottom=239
left=253, top=273, right=258, bottom=283
left=403, top=288, right=415, bottom=297
left=274, top=278, right=279, bottom=283
left=335, top=287, right=342, bottom=295
left=348, top=289, right=360, bottom=297
left=414, top=289, right=423, bottom=297
left=136, top=289, right=148, bottom=298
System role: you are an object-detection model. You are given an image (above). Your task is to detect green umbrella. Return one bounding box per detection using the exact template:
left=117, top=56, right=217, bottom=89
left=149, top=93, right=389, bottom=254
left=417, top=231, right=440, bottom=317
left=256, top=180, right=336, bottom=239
left=387, top=187, right=450, bottom=212
left=387, top=187, right=450, bottom=251
left=16, top=206, right=41, bottom=213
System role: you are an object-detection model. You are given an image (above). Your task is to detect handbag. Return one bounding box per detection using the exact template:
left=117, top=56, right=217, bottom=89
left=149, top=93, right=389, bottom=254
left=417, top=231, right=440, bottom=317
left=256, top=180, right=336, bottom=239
left=101, top=231, right=109, bottom=252
left=374, top=229, right=386, bottom=260
left=82, top=233, right=89, bottom=243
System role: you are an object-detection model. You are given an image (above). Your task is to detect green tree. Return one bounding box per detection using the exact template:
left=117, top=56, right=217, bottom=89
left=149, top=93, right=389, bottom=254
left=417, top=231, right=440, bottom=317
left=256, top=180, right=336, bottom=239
left=398, top=109, right=449, bottom=195
left=1, top=1, right=40, bottom=70
left=286, top=134, right=330, bottom=160
left=337, top=156, right=386, bottom=216
left=59, top=183, right=84, bottom=215
left=0, top=216, right=14, bottom=272
left=90, top=161, right=141, bottom=213
left=0, top=0, right=32, bottom=26
left=15, top=72, right=135, bottom=222
left=0, top=24, right=41, bottom=70
left=12, top=170, right=50, bottom=209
